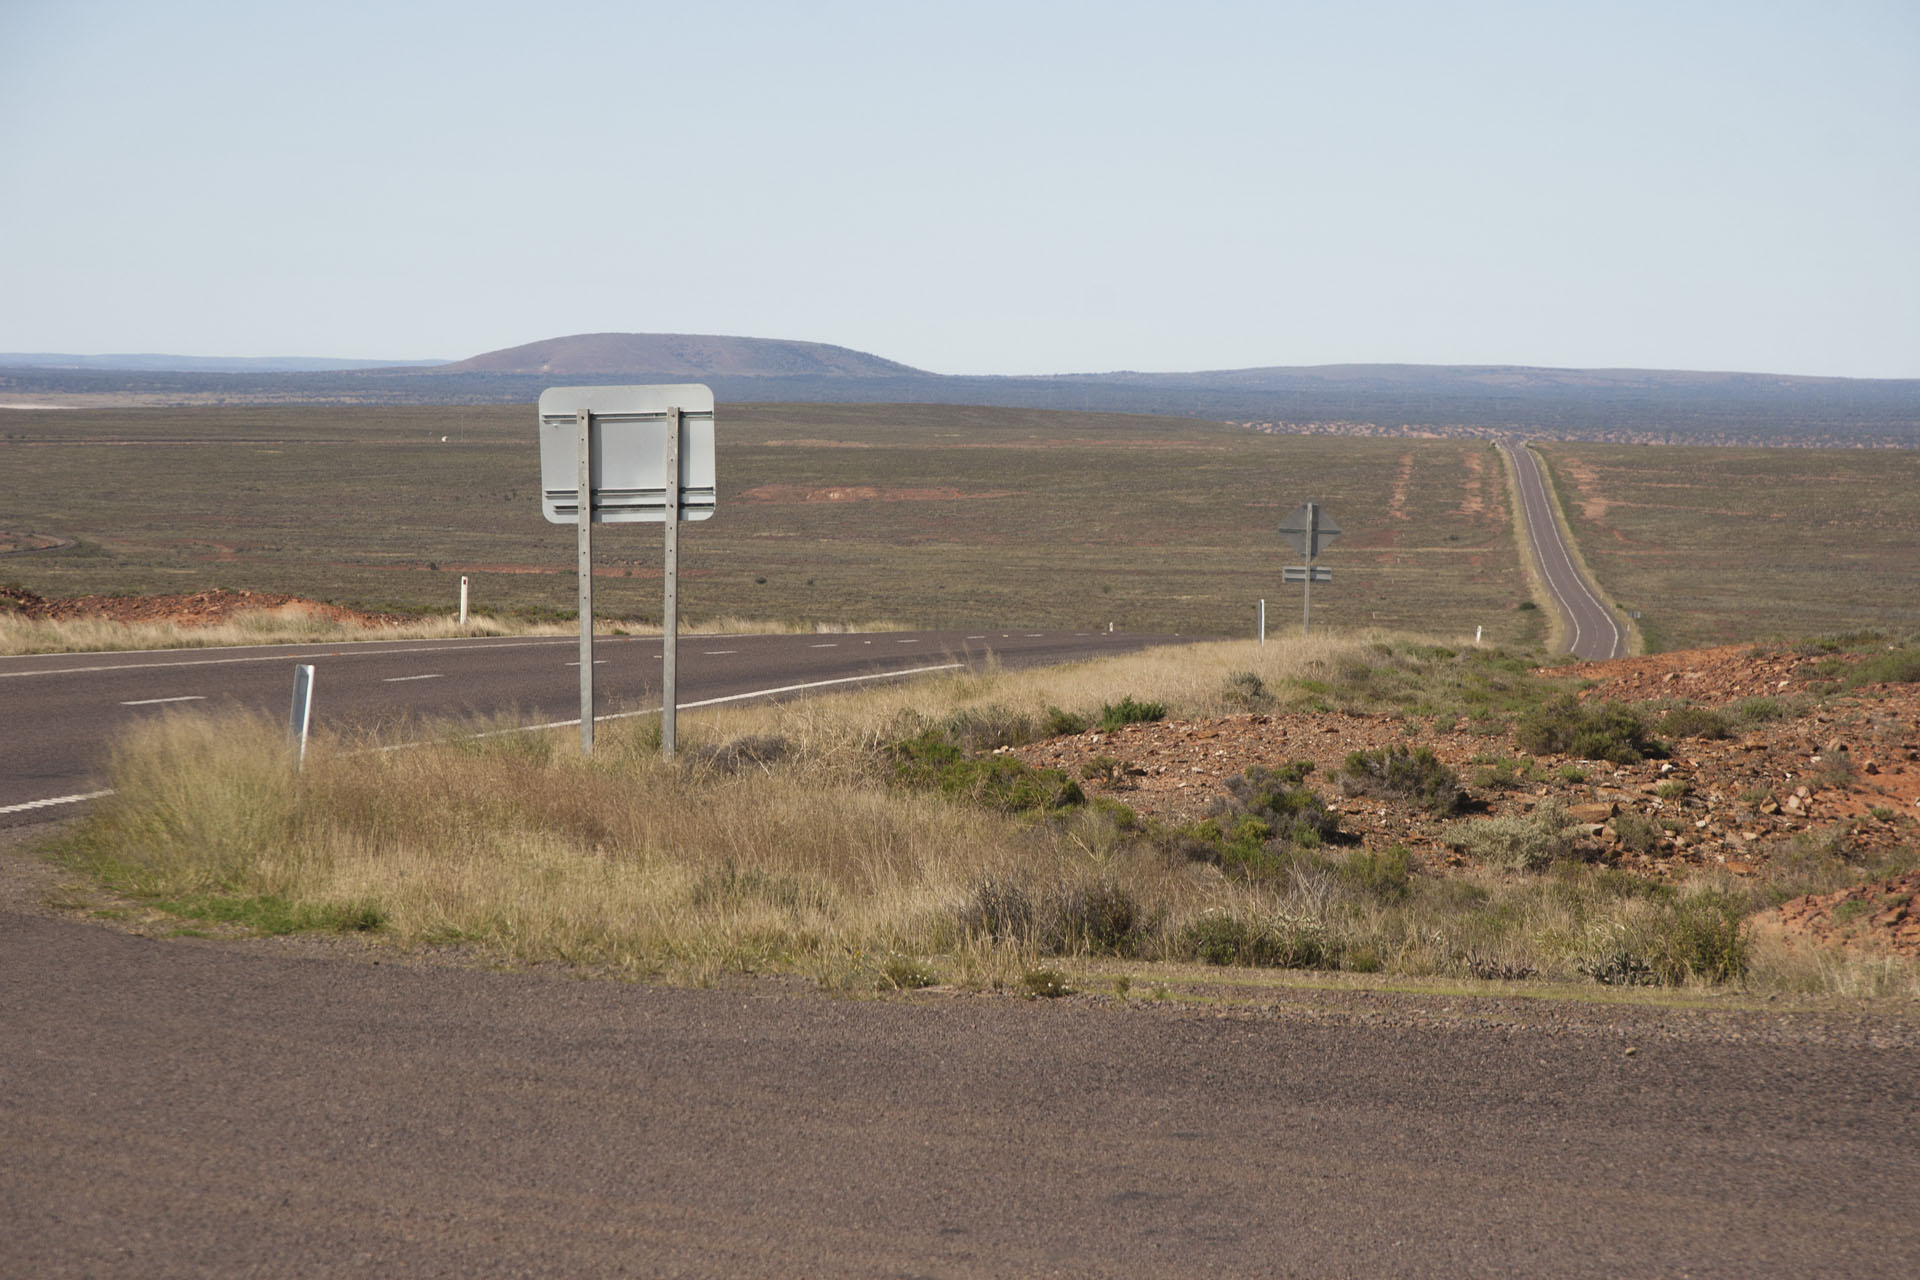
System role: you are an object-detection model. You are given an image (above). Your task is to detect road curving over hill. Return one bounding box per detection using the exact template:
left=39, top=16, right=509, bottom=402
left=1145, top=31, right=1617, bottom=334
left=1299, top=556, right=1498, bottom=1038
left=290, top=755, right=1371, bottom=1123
left=1500, top=439, right=1628, bottom=660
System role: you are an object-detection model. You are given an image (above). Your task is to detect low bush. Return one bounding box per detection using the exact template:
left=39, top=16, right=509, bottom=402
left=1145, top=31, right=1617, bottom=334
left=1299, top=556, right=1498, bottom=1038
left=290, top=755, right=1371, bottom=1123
left=1579, top=891, right=1750, bottom=986
left=1338, top=844, right=1413, bottom=902
left=1611, top=810, right=1665, bottom=856
left=893, top=732, right=1083, bottom=813
left=1447, top=798, right=1583, bottom=871
left=957, top=877, right=1148, bottom=956
left=1171, top=764, right=1343, bottom=880
left=1659, top=706, right=1731, bottom=740
left=1222, top=670, right=1272, bottom=710
left=1179, top=910, right=1335, bottom=969
left=1338, top=745, right=1465, bottom=815
left=1846, top=648, right=1920, bottom=688
left=1514, top=694, right=1659, bottom=764
left=1042, top=705, right=1090, bottom=737
left=1097, top=695, right=1167, bottom=731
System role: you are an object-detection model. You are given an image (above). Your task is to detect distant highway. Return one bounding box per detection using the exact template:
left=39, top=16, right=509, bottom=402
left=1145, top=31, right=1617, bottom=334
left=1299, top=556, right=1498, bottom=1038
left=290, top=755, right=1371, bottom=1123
left=0, top=627, right=1193, bottom=824
left=1500, top=440, right=1627, bottom=660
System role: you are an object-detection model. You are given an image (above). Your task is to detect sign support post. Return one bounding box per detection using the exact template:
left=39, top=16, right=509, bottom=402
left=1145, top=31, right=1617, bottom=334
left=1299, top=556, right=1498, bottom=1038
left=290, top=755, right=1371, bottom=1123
left=540, top=385, right=716, bottom=760
left=576, top=409, right=595, bottom=754
left=661, top=407, right=681, bottom=758
left=1278, top=501, right=1341, bottom=637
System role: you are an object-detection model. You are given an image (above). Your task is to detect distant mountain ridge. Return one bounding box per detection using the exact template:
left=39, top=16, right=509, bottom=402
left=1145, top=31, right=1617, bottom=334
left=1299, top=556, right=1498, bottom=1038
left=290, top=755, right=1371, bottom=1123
left=4, top=332, right=1916, bottom=445
left=0, top=353, right=447, bottom=373
left=433, top=332, right=925, bottom=378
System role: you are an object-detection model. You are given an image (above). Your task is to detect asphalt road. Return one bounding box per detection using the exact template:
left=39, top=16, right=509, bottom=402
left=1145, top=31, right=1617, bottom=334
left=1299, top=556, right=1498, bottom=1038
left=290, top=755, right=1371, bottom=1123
left=0, top=627, right=1187, bottom=823
left=1500, top=440, right=1627, bottom=661
left=4, top=911, right=1916, bottom=1277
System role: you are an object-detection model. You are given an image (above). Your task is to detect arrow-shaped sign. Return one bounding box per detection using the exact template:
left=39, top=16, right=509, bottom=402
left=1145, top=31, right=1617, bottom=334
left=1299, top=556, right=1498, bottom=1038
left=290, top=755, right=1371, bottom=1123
left=1278, top=502, right=1340, bottom=560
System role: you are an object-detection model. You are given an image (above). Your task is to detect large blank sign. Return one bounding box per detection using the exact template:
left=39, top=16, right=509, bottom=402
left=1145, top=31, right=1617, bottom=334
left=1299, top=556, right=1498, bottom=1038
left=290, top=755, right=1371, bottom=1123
left=538, top=383, right=717, bottom=523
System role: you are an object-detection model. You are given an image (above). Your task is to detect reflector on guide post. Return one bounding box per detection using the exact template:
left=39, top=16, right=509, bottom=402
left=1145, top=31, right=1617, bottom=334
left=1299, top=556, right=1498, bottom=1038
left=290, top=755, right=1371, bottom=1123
left=538, top=385, right=716, bottom=523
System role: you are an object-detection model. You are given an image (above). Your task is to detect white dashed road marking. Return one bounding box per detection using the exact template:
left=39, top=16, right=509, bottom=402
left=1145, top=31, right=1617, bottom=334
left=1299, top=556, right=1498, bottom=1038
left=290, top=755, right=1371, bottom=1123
left=119, top=696, right=205, bottom=706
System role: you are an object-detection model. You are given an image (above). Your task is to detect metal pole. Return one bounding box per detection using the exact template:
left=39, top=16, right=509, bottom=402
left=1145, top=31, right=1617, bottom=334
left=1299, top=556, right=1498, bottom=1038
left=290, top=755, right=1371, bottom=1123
left=576, top=409, right=594, bottom=755
left=661, top=407, right=681, bottom=758
left=1302, top=502, right=1317, bottom=635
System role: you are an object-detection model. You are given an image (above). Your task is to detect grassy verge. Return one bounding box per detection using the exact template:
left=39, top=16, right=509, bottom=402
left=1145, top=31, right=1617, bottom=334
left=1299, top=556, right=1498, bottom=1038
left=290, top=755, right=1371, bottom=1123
left=46, top=633, right=1918, bottom=1001
left=0, top=609, right=907, bottom=656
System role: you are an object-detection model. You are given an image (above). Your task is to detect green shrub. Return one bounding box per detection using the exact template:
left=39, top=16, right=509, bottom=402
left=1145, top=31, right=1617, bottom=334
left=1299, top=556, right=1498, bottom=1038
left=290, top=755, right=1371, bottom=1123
left=1179, top=910, right=1335, bottom=969
left=1447, top=798, right=1583, bottom=871
left=1020, top=968, right=1072, bottom=998
left=893, top=732, right=1083, bottom=812
left=1097, top=695, right=1167, bottom=731
left=1659, top=706, right=1731, bottom=740
left=958, top=878, right=1033, bottom=942
left=1580, top=892, right=1749, bottom=986
left=958, top=878, right=1147, bottom=956
left=1611, top=810, right=1664, bottom=856
left=1222, top=671, right=1272, bottom=710
left=1172, top=764, right=1343, bottom=879
left=879, top=955, right=937, bottom=990
left=1515, top=694, right=1659, bottom=764
left=1731, top=696, right=1788, bottom=725
left=1339, top=844, right=1413, bottom=902
left=1042, top=705, right=1090, bottom=737
left=1846, top=649, right=1920, bottom=688
left=1040, top=881, right=1146, bottom=956
left=1338, top=745, right=1465, bottom=815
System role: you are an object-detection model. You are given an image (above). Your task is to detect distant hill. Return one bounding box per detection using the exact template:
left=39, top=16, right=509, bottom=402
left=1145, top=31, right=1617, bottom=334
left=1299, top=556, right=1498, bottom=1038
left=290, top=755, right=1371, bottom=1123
left=4, top=333, right=1916, bottom=445
left=0, top=353, right=447, bottom=373
left=431, top=332, right=925, bottom=378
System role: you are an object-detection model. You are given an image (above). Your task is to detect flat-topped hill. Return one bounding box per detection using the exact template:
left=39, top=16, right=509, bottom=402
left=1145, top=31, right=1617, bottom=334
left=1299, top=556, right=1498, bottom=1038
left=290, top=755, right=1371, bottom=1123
left=433, top=332, right=925, bottom=378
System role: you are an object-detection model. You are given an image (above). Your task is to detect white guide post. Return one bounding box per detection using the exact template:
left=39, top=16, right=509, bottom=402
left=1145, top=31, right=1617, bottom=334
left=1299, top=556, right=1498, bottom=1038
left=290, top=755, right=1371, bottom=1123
left=662, top=406, right=681, bottom=758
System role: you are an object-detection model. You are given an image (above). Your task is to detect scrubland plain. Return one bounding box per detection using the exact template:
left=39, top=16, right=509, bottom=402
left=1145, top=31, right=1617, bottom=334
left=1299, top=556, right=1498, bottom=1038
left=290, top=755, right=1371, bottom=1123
left=1537, top=444, right=1920, bottom=652
left=1, top=403, right=1535, bottom=644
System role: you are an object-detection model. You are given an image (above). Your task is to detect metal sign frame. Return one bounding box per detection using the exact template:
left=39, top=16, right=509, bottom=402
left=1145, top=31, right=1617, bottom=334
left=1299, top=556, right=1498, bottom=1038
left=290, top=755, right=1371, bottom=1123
left=539, top=384, right=716, bottom=757
left=1276, top=501, right=1339, bottom=635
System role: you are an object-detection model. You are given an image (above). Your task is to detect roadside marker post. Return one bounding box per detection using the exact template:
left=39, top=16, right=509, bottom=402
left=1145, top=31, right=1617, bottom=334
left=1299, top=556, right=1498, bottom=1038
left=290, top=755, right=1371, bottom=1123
left=1258, top=598, right=1266, bottom=644
left=459, top=575, right=469, bottom=626
left=1277, top=502, right=1340, bottom=636
left=539, top=385, right=716, bottom=758
left=289, top=664, right=315, bottom=769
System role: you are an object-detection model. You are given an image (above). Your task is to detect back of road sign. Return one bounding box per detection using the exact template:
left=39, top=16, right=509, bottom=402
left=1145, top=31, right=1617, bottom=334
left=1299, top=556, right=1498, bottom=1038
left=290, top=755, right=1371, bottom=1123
left=538, top=384, right=717, bottom=524
left=1278, top=502, right=1341, bottom=560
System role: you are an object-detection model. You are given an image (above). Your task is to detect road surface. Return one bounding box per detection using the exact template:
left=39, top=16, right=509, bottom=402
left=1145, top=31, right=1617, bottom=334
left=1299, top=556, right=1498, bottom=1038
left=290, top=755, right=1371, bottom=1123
left=0, top=627, right=1188, bottom=824
left=2, top=909, right=1915, bottom=1277
left=1500, top=440, right=1628, bottom=660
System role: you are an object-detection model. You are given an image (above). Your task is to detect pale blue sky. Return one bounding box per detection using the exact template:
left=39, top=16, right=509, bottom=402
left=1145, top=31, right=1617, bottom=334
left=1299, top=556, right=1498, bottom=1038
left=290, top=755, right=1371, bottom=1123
left=3, top=0, right=1915, bottom=376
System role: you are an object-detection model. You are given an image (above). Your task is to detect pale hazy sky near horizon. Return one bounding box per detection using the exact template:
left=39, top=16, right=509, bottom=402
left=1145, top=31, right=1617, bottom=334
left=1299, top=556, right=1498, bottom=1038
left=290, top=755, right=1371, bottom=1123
left=2, top=1, right=1915, bottom=378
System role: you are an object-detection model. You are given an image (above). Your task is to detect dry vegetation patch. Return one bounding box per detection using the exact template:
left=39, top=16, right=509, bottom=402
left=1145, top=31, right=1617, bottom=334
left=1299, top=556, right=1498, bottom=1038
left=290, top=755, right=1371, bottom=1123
left=43, top=630, right=1919, bottom=1000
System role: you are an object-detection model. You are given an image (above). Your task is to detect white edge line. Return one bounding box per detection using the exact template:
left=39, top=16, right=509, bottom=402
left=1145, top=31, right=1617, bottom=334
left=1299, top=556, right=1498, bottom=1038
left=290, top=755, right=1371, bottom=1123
left=382, top=673, right=445, bottom=682
left=119, top=695, right=206, bottom=706
left=395, top=663, right=967, bottom=747
left=0, top=789, right=114, bottom=815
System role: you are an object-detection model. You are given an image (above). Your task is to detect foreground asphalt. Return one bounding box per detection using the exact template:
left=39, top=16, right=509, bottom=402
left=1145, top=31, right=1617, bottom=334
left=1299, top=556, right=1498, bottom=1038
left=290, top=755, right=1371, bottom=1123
left=4, top=909, right=1916, bottom=1278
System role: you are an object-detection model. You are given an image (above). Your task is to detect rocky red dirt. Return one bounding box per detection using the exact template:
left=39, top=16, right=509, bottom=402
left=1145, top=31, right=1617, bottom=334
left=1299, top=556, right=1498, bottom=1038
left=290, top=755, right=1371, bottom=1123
left=1009, top=643, right=1919, bottom=959
left=0, top=584, right=404, bottom=629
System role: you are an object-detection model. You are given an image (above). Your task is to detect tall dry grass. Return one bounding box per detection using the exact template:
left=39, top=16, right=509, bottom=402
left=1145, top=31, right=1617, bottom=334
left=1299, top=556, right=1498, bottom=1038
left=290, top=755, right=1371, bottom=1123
left=50, top=632, right=1916, bottom=998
